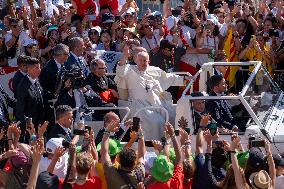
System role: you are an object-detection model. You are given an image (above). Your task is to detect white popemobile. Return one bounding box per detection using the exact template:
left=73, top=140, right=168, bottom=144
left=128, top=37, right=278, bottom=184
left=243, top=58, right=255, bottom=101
left=175, top=61, right=284, bottom=153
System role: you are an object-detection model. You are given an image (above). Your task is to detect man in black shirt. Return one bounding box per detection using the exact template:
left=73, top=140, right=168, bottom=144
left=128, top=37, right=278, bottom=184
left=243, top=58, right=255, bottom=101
left=85, top=58, right=118, bottom=104
left=150, top=39, right=186, bottom=72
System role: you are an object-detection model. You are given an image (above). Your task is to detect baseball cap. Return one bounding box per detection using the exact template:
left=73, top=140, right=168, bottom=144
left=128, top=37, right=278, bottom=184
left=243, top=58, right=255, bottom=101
left=101, top=13, right=115, bottom=24
left=23, top=38, right=38, bottom=47
left=46, top=138, right=64, bottom=154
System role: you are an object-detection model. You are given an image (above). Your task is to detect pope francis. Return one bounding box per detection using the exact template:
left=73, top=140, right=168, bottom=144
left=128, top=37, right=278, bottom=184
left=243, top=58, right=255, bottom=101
left=115, top=46, right=190, bottom=140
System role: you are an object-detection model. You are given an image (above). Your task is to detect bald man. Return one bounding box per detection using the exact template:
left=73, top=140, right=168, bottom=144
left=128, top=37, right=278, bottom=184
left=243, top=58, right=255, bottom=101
left=95, top=111, right=129, bottom=145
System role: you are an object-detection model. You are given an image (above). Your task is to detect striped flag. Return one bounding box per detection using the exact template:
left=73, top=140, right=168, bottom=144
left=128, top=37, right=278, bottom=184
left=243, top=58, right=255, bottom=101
left=223, top=28, right=239, bottom=89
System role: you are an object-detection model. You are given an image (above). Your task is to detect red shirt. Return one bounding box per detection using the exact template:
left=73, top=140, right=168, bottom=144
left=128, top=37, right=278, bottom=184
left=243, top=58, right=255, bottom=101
left=73, top=176, right=102, bottom=189
left=184, top=179, right=193, bottom=189
left=74, top=0, right=98, bottom=18
left=147, top=165, right=184, bottom=189
left=99, top=0, right=119, bottom=15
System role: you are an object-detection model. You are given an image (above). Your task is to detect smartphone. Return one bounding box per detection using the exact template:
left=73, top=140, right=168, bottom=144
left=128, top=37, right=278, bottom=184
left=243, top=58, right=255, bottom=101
left=85, top=125, right=91, bottom=133
left=71, top=27, right=76, bottom=33
left=42, top=151, right=53, bottom=158
left=174, top=129, right=179, bottom=136
left=145, top=140, right=154, bottom=147
left=161, top=137, right=167, bottom=146
left=115, top=16, right=120, bottom=22
left=251, top=140, right=265, bottom=148
left=87, top=15, right=96, bottom=21
left=26, top=117, right=32, bottom=128
left=73, top=129, right=87, bottom=135
left=184, top=128, right=191, bottom=135
left=207, top=123, right=217, bottom=136
left=172, top=9, right=181, bottom=17
left=132, top=117, right=140, bottom=132
left=62, top=139, right=70, bottom=148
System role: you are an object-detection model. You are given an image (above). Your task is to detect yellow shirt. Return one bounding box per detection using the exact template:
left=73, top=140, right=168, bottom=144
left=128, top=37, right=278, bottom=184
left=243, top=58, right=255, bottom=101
left=95, top=161, right=120, bottom=189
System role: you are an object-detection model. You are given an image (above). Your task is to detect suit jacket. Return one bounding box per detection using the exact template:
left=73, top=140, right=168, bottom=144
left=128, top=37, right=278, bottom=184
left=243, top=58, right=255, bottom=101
left=16, top=76, right=45, bottom=126
left=39, top=59, right=61, bottom=99
left=12, top=70, right=25, bottom=98
left=64, top=53, right=89, bottom=77
left=95, top=127, right=125, bottom=146
left=85, top=73, right=117, bottom=94
left=47, top=123, right=73, bottom=142
left=206, top=91, right=235, bottom=130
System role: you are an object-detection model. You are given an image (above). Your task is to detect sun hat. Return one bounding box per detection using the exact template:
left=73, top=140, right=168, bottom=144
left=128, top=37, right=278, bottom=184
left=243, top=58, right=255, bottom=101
left=151, top=154, right=174, bottom=182
left=249, top=170, right=272, bottom=189
left=206, top=14, right=219, bottom=25
left=97, top=139, right=122, bottom=157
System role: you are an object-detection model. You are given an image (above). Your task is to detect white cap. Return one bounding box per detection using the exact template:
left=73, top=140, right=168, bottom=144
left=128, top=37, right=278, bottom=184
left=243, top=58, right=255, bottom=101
left=152, top=11, right=162, bottom=17
left=207, top=14, right=219, bottom=25
left=166, top=16, right=179, bottom=31
left=23, top=38, right=38, bottom=47
left=125, top=7, right=136, bottom=14
left=46, top=138, right=64, bottom=154
left=90, top=26, right=101, bottom=34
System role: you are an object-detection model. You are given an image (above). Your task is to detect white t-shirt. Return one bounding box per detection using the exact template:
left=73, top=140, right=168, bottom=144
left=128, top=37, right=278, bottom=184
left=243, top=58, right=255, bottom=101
left=141, top=33, right=162, bottom=52
left=5, top=30, right=31, bottom=67
left=38, top=153, right=69, bottom=179
left=276, top=175, right=284, bottom=189
left=165, top=25, right=196, bottom=48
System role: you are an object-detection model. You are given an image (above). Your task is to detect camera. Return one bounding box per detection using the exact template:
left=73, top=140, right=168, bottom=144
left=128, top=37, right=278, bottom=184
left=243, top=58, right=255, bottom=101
left=62, top=139, right=71, bottom=148
left=59, top=67, right=86, bottom=89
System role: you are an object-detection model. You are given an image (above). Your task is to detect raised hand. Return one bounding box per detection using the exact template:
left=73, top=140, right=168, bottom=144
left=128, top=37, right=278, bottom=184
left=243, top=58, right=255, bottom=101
left=152, top=140, right=163, bottom=152
left=53, top=147, right=65, bottom=160
left=179, top=128, right=190, bottom=146
left=31, top=140, right=44, bottom=162
left=106, top=120, right=120, bottom=133
left=165, top=122, right=175, bottom=137
left=38, top=121, right=48, bottom=138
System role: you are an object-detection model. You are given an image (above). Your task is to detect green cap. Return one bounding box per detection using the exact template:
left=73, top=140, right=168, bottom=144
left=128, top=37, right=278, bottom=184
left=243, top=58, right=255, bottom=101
left=160, top=148, right=176, bottom=163
left=151, top=155, right=174, bottom=182
left=97, top=139, right=123, bottom=157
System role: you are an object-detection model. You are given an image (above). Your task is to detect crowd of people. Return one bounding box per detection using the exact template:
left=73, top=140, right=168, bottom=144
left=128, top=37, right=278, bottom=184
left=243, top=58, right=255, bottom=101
left=0, top=0, right=284, bottom=188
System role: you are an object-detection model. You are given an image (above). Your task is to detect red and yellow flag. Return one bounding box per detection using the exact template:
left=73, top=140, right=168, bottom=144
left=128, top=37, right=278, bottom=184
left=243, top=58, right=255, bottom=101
left=223, top=28, right=239, bottom=89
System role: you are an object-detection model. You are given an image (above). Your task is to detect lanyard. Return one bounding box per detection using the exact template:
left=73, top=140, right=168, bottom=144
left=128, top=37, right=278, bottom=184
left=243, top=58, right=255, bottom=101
left=145, top=35, right=158, bottom=50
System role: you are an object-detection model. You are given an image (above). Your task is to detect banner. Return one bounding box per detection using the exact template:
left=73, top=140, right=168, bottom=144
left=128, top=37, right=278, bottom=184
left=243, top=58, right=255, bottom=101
left=0, top=67, right=17, bottom=98
left=94, top=50, right=123, bottom=73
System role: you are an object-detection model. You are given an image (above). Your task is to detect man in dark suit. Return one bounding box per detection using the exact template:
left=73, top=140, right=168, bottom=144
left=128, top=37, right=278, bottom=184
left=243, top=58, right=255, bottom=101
left=95, top=111, right=131, bottom=145
left=47, top=105, right=83, bottom=144
left=0, top=84, right=15, bottom=128
left=12, top=55, right=28, bottom=98
left=16, top=57, right=45, bottom=140
left=206, top=75, right=247, bottom=131
left=65, top=37, right=89, bottom=77
left=39, top=44, right=70, bottom=100
left=85, top=58, right=118, bottom=104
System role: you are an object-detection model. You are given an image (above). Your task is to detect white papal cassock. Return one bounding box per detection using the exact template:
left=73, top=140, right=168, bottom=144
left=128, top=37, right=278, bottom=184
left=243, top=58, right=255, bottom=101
left=115, top=63, right=184, bottom=140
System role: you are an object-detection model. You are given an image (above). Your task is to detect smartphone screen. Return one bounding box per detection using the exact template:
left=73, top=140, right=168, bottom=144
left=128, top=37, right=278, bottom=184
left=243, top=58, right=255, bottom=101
left=174, top=130, right=179, bottom=136
left=73, top=129, right=87, bottom=135
left=145, top=140, right=154, bottom=147
left=132, top=117, right=140, bottom=132
left=251, top=140, right=265, bottom=148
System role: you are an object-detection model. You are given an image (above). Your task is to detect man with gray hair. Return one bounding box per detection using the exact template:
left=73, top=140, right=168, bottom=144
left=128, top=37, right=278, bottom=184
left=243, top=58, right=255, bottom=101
left=39, top=43, right=70, bottom=98
left=65, top=37, right=89, bottom=77
left=85, top=58, right=118, bottom=104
